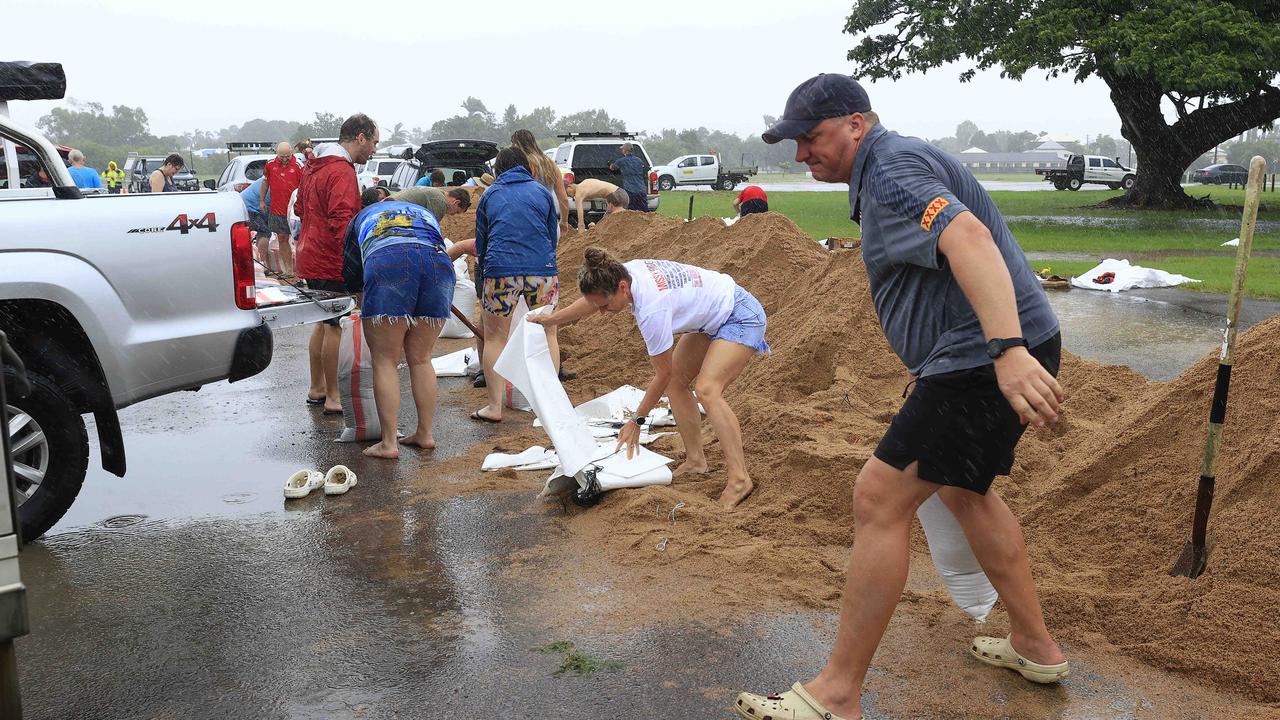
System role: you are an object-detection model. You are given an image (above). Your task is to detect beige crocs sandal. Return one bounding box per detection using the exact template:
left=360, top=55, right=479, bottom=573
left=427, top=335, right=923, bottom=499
left=735, top=682, right=850, bottom=720
left=970, top=636, right=1070, bottom=684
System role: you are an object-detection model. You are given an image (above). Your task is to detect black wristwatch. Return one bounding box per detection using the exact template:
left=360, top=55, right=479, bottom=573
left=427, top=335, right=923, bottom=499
left=986, top=337, right=1029, bottom=359
left=630, top=416, right=648, bottom=428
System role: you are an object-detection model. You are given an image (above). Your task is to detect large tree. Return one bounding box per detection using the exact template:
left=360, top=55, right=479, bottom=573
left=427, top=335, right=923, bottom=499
left=845, top=0, right=1280, bottom=207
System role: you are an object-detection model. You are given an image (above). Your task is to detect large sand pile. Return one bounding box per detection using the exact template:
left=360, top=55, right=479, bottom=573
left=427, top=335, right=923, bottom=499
left=519, top=210, right=1278, bottom=701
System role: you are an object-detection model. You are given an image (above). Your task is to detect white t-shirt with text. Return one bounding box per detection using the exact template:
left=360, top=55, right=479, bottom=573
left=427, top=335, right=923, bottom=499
left=624, top=259, right=736, bottom=356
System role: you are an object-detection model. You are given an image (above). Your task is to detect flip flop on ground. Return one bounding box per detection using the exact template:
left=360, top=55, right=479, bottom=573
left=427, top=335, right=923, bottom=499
left=324, top=465, right=358, bottom=495
left=470, top=410, right=501, bottom=423
left=283, top=469, right=324, bottom=499
left=970, top=635, right=1070, bottom=684
left=735, top=682, right=851, bottom=720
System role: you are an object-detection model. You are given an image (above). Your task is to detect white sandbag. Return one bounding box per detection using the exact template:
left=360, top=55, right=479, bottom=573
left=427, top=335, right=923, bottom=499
left=441, top=273, right=476, bottom=339
left=1070, top=258, right=1200, bottom=293
left=540, top=444, right=674, bottom=498
left=494, top=299, right=597, bottom=471
left=493, top=298, right=672, bottom=496
left=562, top=385, right=690, bottom=428
left=432, top=348, right=480, bottom=377
left=916, top=495, right=998, bottom=622
left=336, top=314, right=381, bottom=443
left=482, top=446, right=553, bottom=471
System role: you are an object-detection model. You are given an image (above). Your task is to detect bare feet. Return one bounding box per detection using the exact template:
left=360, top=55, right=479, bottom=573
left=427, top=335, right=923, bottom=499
left=363, top=442, right=399, bottom=459
left=401, top=431, right=436, bottom=450
left=718, top=476, right=754, bottom=509
left=672, top=458, right=709, bottom=477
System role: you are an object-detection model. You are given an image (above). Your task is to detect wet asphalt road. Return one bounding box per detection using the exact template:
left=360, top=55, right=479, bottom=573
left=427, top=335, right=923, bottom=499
left=14, top=288, right=1280, bottom=719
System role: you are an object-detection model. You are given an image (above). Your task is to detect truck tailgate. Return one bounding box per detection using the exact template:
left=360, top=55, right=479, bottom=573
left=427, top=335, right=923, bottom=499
left=255, top=284, right=355, bottom=330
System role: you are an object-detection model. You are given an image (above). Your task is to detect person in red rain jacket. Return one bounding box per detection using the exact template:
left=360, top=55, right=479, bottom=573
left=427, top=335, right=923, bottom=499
left=296, top=113, right=379, bottom=413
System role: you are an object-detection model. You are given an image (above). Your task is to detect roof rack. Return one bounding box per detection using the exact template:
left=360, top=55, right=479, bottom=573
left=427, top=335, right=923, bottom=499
left=225, top=142, right=276, bottom=154
left=556, top=130, right=636, bottom=140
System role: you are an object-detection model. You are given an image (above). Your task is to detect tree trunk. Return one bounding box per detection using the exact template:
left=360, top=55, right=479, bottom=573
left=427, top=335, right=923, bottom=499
left=1099, top=69, right=1280, bottom=209
left=1101, top=71, right=1204, bottom=208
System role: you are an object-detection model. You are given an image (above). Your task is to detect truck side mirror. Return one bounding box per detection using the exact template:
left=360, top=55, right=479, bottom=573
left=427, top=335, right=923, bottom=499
left=202, top=179, right=216, bottom=190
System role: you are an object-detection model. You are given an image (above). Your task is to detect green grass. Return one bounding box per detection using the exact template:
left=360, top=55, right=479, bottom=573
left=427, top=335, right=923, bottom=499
left=659, top=189, right=1280, bottom=298
left=532, top=641, right=624, bottom=677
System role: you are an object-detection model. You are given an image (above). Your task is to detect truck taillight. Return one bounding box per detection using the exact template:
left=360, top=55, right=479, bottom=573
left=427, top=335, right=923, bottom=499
left=231, top=221, right=257, bottom=310
left=649, top=171, right=658, bottom=194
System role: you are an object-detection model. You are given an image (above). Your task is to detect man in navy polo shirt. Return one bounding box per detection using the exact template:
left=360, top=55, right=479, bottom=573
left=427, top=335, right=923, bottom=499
left=609, top=143, right=650, bottom=212
left=734, top=74, right=1069, bottom=720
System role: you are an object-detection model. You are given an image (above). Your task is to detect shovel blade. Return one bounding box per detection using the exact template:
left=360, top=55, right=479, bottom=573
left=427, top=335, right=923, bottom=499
left=1170, top=541, right=1209, bottom=578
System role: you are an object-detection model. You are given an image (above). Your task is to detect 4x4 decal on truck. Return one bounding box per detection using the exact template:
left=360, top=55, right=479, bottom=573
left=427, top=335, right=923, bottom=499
left=127, top=212, right=219, bottom=235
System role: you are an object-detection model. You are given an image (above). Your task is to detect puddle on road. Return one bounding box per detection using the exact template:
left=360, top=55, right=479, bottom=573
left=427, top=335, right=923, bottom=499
left=1048, top=290, right=1234, bottom=380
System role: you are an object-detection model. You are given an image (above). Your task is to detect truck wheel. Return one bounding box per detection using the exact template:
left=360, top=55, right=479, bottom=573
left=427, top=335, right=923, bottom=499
left=5, top=371, right=89, bottom=541
left=1121, top=175, right=1135, bottom=190
left=1053, top=180, right=1067, bottom=190
left=717, top=177, right=736, bottom=191
left=658, top=175, right=675, bottom=191
left=1067, top=177, right=1083, bottom=191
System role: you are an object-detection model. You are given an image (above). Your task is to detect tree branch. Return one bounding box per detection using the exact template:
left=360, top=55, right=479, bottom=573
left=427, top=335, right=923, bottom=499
left=1176, top=85, right=1280, bottom=148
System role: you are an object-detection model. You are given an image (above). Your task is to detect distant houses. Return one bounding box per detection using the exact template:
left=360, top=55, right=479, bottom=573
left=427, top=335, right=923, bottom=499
left=948, top=140, right=1073, bottom=174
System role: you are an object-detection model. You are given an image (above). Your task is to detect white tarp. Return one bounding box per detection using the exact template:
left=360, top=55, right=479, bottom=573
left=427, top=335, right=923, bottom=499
left=1070, top=258, right=1200, bottom=293
left=492, top=298, right=672, bottom=497
left=916, top=495, right=998, bottom=623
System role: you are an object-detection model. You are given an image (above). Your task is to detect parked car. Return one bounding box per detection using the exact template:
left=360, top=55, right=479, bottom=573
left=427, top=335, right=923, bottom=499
left=1035, top=154, right=1135, bottom=191
left=651, top=153, right=757, bottom=191
left=207, top=143, right=310, bottom=193
left=123, top=152, right=200, bottom=192
left=357, top=156, right=406, bottom=191
left=551, top=132, right=659, bottom=226
left=1192, top=164, right=1250, bottom=185
left=387, top=139, right=499, bottom=191
left=210, top=152, right=274, bottom=192
left=0, top=62, right=353, bottom=539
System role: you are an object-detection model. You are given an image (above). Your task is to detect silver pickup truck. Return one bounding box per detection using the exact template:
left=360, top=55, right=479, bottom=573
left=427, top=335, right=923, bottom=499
left=0, top=62, right=353, bottom=539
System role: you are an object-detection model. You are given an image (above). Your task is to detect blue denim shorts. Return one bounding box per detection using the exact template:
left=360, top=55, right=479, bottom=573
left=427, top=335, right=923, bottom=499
left=709, top=286, right=769, bottom=353
left=362, top=243, right=455, bottom=324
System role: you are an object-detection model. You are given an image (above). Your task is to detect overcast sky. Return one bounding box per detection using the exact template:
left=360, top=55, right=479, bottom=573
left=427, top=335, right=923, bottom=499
left=6, top=0, right=1127, bottom=145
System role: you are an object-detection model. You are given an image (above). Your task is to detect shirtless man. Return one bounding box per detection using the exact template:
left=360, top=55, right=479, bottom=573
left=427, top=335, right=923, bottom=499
left=566, top=178, right=619, bottom=229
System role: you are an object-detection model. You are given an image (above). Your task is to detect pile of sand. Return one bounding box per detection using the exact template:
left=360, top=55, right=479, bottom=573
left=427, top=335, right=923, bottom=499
left=443, top=209, right=1278, bottom=702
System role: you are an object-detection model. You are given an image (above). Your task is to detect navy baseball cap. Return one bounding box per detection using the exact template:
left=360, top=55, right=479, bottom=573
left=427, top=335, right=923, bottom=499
left=762, top=74, right=871, bottom=144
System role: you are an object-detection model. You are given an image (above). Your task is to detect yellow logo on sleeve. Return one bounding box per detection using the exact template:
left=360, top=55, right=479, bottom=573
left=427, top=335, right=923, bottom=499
left=920, top=196, right=949, bottom=232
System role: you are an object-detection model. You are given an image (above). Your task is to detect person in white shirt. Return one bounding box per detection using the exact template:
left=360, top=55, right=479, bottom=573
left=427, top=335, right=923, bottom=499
left=528, top=246, right=769, bottom=508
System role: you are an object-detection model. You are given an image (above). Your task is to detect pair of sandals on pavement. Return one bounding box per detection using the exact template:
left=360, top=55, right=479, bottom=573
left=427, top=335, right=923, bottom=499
left=283, top=465, right=357, bottom=498
left=734, top=636, right=1069, bottom=720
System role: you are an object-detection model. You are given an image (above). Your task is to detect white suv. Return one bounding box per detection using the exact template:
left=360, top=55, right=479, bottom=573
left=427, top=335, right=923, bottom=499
left=551, top=133, right=659, bottom=225
left=357, top=157, right=406, bottom=191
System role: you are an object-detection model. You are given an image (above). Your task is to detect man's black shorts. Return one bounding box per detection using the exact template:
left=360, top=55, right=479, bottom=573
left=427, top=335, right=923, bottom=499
left=874, top=333, right=1061, bottom=495
left=303, top=278, right=350, bottom=326
left=627, top=190, right=649, bottom=212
